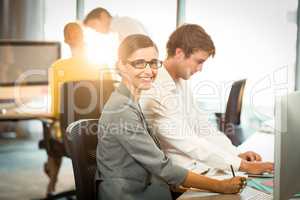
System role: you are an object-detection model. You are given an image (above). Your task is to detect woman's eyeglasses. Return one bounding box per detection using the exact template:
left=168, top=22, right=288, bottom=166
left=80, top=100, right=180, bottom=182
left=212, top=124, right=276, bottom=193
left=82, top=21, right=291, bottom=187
left=126, top=59, right=163, bottom=69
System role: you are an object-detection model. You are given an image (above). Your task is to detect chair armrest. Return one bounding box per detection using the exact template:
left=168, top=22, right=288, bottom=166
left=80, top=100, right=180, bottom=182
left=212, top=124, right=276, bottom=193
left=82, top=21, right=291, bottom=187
left=215, top=112, right=226, bottom=132
left=215, top=112, right=225, bottom=119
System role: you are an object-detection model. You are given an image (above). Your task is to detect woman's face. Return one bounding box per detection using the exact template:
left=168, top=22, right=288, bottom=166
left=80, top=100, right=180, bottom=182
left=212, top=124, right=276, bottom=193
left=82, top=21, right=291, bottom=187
left=122, top=46, right=159, bottom=91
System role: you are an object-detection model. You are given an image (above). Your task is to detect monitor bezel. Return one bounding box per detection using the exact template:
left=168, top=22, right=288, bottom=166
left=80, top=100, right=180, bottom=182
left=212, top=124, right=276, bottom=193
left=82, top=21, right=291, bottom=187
left=0, top=40, right=61, bottom=86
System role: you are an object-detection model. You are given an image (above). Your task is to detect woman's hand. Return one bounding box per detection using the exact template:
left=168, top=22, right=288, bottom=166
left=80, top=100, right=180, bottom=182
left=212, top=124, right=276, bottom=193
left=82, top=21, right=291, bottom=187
left=182, top=171, right=247, bottom=194
left=217, top=177, right=247, bottom=194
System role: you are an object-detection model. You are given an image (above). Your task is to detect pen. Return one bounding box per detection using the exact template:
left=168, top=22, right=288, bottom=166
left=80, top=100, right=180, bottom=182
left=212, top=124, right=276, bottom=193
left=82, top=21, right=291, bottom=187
left=230, top=165, right=236, bottom=177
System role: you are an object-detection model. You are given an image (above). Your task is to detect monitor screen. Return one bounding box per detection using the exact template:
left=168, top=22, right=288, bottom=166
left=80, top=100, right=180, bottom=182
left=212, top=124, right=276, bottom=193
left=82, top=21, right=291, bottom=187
left=0, top=41, right=61, bottom=86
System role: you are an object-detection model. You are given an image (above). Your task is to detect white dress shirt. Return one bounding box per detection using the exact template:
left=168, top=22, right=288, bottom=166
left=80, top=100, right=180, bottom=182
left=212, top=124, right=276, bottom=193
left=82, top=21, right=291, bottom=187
left=83, top=27, right=118, bottom=66
left=110, top=16, right=148, bottom=42
left=140, top=66, right=242, bottom=173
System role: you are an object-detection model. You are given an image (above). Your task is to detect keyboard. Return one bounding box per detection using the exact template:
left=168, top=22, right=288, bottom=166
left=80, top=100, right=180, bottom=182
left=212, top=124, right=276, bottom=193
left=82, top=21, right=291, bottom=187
left=241, top=186, right=273, bottom=200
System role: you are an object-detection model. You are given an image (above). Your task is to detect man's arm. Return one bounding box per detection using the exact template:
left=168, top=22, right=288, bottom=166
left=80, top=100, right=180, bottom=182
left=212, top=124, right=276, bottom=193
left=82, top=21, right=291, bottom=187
left=141, top=93, right=274, bottom=174
left=140, top=94, right=242, bottom=171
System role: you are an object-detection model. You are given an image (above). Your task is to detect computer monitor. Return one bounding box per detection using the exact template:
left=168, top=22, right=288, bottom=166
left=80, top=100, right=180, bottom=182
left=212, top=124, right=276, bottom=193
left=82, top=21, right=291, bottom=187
left=0, top=41, right=61, bottom=86
left=274, top=90, right=300, bottom=200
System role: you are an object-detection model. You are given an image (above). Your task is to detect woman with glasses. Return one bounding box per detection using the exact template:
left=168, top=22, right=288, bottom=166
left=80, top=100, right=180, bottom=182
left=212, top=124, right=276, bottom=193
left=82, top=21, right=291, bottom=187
left=96, top=34, right=246, bottom=200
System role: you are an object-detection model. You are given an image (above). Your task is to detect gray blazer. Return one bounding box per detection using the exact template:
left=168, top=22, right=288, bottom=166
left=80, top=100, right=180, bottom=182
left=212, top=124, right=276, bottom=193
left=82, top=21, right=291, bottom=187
left=96, top=83, right=188, bottom=200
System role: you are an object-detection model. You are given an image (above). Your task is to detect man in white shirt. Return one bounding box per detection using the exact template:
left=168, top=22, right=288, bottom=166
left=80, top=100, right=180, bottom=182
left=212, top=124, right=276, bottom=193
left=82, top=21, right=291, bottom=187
left=83, top=7, right=112, bottom=34
left=83, top=7, right=148, bottom=40
left=83, top=8, right=118, bottom=66
left=82, top=7, right=148, bottom=67
left=110, top=16, right=148, bottom=42
left=140, top=24, right=273, bottom=175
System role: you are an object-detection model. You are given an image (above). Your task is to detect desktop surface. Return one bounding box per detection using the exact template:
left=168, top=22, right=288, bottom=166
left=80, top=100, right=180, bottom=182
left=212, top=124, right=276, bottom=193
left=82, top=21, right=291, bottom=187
left=0, top=85, right=52, bottom=121
left=177, top=186, right=272, bottom=200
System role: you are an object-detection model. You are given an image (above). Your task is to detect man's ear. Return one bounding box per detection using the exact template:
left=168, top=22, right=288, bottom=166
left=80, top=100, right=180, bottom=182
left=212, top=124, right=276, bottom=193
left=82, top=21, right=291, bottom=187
left=174, top=48, right=185, bottom=60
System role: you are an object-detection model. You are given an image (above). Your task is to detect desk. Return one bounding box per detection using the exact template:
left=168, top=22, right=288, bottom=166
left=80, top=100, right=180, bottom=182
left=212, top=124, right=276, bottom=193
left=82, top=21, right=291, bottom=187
left=0, top=96, right=54, bottom=121
left=178, top=187, right=300, bottom=200
left=0, top=112, right=54, bottom=121
left=177, top=131, right=275, bottom=200
left=0, top=98, right=55, bottom=150
left=177, top=189, right=241, bottom=200
left=0, top=85, right=51, bottom=119
left=0, top=105, right=55, bottom=149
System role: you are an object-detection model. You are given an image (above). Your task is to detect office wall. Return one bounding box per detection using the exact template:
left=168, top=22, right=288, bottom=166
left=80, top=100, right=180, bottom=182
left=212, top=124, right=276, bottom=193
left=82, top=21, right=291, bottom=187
left=185, top=0, right=298, bottom=124
left=0, top=0, right=45, bottom=40
left=44, top=0, right=76, bottom=57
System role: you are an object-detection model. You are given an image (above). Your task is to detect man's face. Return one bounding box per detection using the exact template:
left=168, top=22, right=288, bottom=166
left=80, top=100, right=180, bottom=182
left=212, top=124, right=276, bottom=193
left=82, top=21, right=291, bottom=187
left=94, top=13, right=112, bottom=33
left=175, top=49, right=209, bottom=80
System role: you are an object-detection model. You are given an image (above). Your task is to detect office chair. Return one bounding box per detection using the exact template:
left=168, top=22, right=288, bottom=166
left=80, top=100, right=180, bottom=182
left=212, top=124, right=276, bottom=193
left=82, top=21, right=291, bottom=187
left=60, top=79, right=114, bottom=155
left=39, top=79, right=115, bottom=199
left=215, top=79, right=246, bottom=145
left=65, top=119, right=99, bottom=200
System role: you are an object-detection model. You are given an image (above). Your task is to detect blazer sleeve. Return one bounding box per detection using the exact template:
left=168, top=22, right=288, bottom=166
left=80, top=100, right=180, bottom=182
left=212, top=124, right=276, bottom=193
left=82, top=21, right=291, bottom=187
left=110, top=108, right=188, bottom=187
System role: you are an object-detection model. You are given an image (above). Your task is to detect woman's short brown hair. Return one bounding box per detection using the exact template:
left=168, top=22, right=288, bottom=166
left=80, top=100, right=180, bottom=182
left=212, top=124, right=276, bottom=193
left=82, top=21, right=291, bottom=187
left=166, top=24, right=215, bottom=58
left=118, top=34, right=158, bottom=64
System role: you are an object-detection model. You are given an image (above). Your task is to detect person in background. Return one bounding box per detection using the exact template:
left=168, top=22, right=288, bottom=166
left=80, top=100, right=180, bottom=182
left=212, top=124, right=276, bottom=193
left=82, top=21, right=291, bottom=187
left=50, top=22, right=106, bottom=121
left=110, top=15, right=148, bottom=42
left=96, top=34, right=246, bottom=200
left=83, top=7, right=118, bottom=66
left=45, top=22, right=113, bottom=195
left=83, top=7, right=148, bottom=67
left=83, top=7, right=148, bottom=41
left=140, top=24, right=274, bottom=177
left=83, top=7, right=112, bottom=34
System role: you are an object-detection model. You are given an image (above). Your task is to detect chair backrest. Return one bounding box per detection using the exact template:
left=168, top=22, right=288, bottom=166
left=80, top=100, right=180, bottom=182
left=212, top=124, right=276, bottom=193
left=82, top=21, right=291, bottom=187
left=59, top=79, right=114, bottom=134
left=59, top=79, right=115, bottom=155
left=224, top=79, right=246, bottom=127
left=66, top=119, right=99, bottom=200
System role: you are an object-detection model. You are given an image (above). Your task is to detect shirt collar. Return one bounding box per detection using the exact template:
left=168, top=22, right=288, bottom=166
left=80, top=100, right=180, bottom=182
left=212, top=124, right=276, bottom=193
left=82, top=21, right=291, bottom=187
left=154, top=65, right=177, bottom=91
left=117, top=82, right=140, bottom=110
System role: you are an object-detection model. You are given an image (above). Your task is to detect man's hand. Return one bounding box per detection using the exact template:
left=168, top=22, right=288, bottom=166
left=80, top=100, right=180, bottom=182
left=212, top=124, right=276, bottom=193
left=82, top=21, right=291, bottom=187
left=239, top=160, right=274, bottom=174
left=239, top=151, right=262, bottom=162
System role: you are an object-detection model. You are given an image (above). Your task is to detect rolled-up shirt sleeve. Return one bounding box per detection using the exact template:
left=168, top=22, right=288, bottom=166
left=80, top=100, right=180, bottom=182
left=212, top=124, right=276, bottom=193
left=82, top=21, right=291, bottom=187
left=111, top=108, right=188, bottom=186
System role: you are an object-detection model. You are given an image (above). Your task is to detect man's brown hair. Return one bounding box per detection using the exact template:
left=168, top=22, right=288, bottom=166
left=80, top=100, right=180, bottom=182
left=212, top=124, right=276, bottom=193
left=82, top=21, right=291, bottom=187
left=83, top=7, right=111, bottom=25
left=166, top=24, right=215, bottom=58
